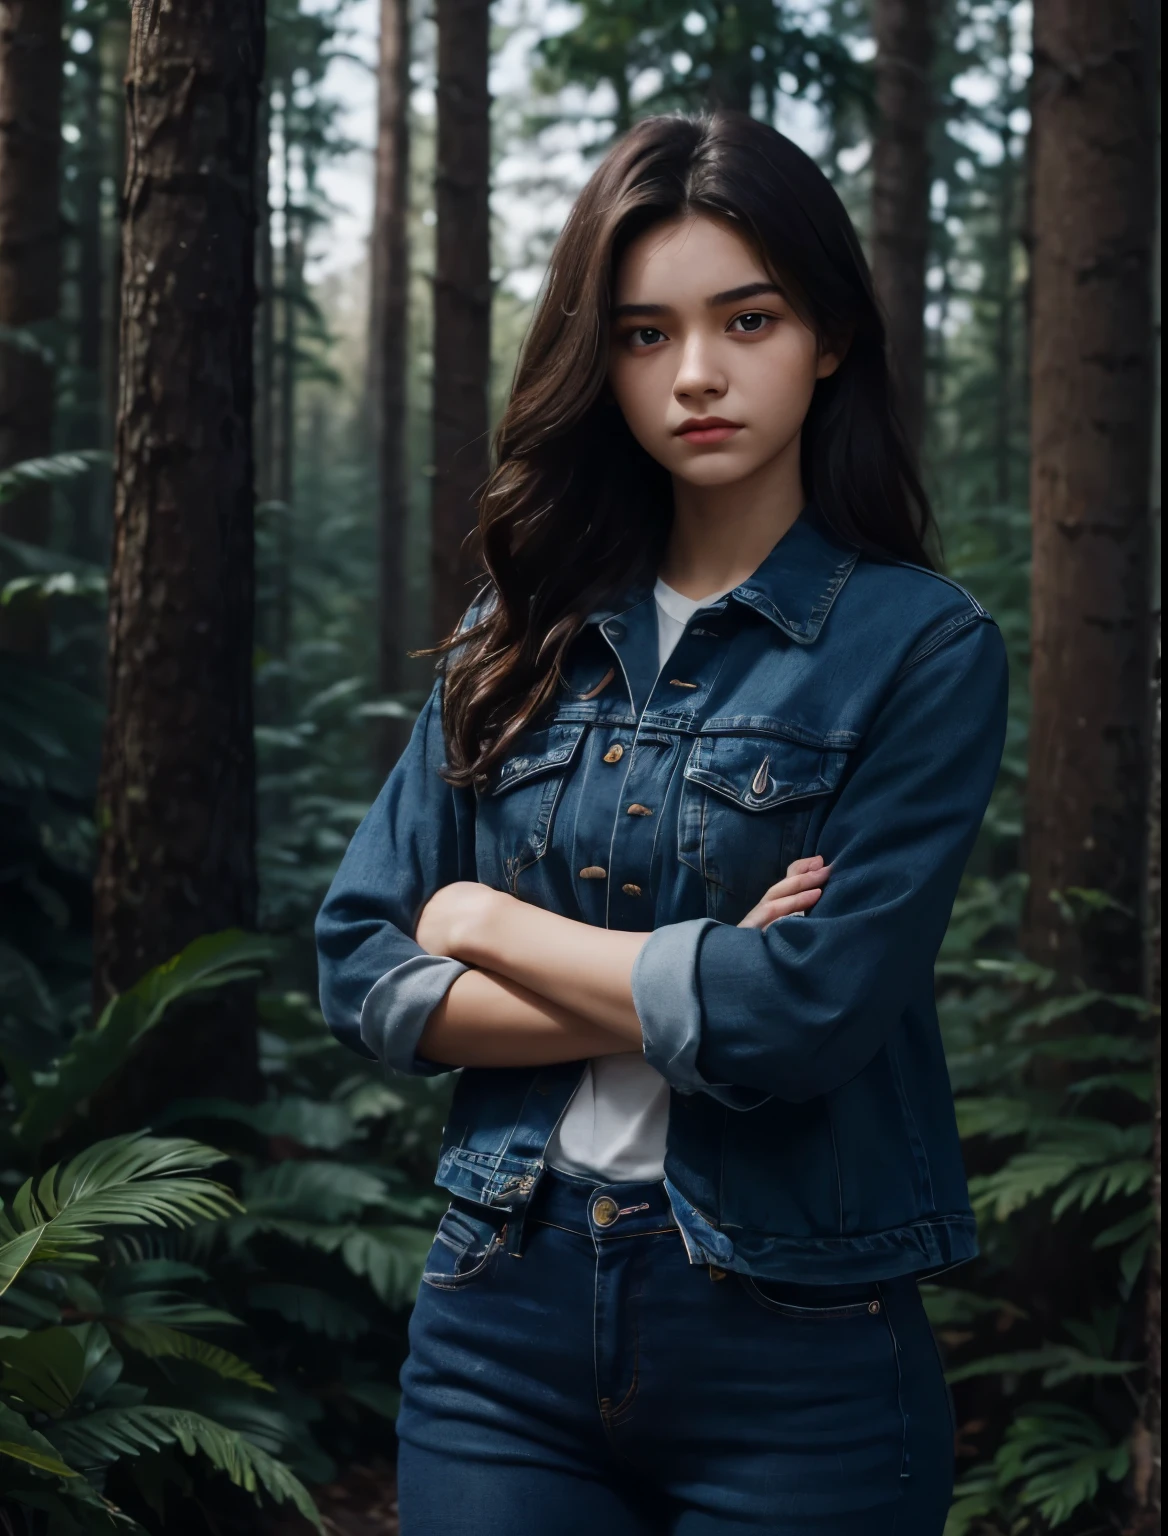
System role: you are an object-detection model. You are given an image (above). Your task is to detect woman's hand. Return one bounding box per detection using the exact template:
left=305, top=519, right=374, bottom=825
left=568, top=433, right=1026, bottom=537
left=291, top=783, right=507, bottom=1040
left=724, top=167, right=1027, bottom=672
left=738, top=855, right=832, bottom=930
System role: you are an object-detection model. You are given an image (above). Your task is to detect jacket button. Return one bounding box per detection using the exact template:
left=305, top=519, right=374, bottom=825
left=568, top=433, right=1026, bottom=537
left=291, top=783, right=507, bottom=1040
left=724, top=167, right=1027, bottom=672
left=626, top=803, right=653, bottom=816
left=579, top=865, right=607, bottom=879
left=592, top=1196, right=619, bottom=1226
left=621, top=883, right=642, bottom=896
left=602, top=744, right=624, bottom=763
left=867, top=1300, right=881, bottom=1315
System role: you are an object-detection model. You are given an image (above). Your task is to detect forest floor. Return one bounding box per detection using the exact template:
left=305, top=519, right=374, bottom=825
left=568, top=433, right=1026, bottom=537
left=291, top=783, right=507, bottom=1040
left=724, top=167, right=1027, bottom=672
left=264, top=1461, right=400, bottom=1536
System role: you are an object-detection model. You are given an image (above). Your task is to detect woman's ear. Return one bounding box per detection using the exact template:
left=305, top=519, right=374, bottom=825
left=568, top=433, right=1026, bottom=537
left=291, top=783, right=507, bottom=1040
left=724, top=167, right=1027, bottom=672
left=816, top=331, right=850, bottom=380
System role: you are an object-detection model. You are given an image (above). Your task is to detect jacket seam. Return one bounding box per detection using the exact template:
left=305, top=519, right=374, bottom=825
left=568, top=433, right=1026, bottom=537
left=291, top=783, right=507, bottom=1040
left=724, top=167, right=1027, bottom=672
left=896, top=608, right=991, bottom=679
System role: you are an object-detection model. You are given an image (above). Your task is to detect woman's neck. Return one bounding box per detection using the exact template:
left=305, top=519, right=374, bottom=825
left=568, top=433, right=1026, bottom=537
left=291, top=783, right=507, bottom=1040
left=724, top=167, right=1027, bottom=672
left=657, top=437, right=806, bottom=600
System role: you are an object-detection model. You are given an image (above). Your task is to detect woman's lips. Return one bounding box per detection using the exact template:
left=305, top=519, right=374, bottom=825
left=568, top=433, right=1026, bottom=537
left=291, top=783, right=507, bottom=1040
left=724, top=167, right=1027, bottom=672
left=675, top=421, right=743, bottom=445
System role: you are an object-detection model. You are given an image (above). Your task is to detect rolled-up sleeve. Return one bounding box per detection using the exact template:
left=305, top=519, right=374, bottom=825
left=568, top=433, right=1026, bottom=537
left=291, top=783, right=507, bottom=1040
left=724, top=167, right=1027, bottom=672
left=634, top=612, right=1009, bottom=1104
left=315, top=679, right=474, bottom=1074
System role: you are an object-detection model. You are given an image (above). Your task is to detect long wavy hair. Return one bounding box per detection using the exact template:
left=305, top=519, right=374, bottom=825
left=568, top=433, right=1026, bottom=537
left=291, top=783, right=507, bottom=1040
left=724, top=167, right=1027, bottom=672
left=436, top=111, right=935, bottom=786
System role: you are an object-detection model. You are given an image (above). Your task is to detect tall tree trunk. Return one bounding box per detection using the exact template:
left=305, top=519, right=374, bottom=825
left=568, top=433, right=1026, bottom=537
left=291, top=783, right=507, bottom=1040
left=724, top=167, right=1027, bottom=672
left=1022, top=0, right=1157, bottom=994
left=72, top=36, right=104, bottom=561
left=371, top=0, right=411, bottom=771
left=870, top=0, right=934, bottom=457
left=431, top=0, right=490, bottom=644
left=706, top=0, right=754, bottom=114
left=992, top=10, right=1019, bottom=508
left=0, top=0, right=63, bottom=653
left=272, top=101, right=298, bottom=680
left=255, top=86, right=274, bottom=509
left=1131, top=79, right=1161, bottom=1523
left=90, top=0, right=265, bottom=1133
left=100, top=15, right=128, bottom=491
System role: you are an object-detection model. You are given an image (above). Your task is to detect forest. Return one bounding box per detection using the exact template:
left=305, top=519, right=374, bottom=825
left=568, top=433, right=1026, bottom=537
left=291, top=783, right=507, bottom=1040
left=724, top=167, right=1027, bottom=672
left=0, top=1, right=1159, bottom=1532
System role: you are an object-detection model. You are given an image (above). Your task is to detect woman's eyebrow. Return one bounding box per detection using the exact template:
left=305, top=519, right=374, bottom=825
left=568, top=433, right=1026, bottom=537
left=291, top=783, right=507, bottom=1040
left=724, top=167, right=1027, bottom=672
left=611, top=281, right=782, bottom=320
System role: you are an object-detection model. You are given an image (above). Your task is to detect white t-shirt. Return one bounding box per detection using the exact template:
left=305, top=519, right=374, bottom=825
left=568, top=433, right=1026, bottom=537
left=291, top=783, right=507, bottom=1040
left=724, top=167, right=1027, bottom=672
left=545, top=577, right=730, bottom=1183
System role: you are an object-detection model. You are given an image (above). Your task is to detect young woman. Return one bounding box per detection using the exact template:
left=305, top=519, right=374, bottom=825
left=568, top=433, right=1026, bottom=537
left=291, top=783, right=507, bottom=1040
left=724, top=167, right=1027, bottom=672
left=317, top=112, right=1008, bottom=1534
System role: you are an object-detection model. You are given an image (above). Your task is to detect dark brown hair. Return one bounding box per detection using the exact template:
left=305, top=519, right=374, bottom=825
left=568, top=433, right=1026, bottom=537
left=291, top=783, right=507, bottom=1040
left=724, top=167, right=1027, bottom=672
left=436, top=111, right=935, bottom=786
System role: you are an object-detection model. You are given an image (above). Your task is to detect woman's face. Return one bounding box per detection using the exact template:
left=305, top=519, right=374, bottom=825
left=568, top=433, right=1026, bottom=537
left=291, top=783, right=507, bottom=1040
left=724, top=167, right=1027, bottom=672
left=607, top=214, right=838, bottom=491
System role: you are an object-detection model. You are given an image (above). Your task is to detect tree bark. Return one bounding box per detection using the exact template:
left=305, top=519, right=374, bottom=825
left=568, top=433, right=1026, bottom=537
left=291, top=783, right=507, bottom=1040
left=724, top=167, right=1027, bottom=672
left=272, top=94, right=298, bottom=679
left=0, top=0, right=63, bottom=652
left=1131, top=72, right=1161, bottom=1519
left=90, top=0, right=265, bottom=1131
left=1022, top=0, right=1157, bottom=994
left=255, top=86, right=274, bottom=509
left=870, top=0, right=934, bottom=457
left=371, top=0, right=411, bottom=771
left=431, top=0, right=491, bottom=644
left=71, top=35, right=105, bottom=561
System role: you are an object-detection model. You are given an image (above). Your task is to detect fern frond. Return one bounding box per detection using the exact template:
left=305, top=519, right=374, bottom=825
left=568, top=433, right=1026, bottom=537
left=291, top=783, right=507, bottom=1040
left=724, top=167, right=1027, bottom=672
left=239, top=1159, right=392, bottom=1221
left=996, top=1403, right=1129, bottom=1525
left=113, top=1321, right=272, bottom=1391
left=47, top=1406, right=323, bottom=1531
left=13, top=931, right=277, bottom=1148
left=946, top=1342, right=1138, bottom=1389
left=0, top=1134, right=240, bottom=1296
left=245, top=1282, right=370, bottom=1340
left=153, top=1095, right=356, bottom=1150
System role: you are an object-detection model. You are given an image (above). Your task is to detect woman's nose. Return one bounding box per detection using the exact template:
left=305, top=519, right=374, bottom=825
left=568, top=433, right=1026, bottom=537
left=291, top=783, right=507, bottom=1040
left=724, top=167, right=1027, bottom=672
left=673, top=333, right=728, bottom=400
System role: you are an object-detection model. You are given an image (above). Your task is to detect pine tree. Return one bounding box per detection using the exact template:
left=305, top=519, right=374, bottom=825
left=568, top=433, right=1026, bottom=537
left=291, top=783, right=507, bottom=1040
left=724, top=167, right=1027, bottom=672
left=431, top=0, right=491, bottom=643
left=90, top=0, right=266, bottom=1132
left=0, top=0, right=64, bottom=653
left=1022, top=0, right=1158, bottom=995
left=870, top=0, right=934, bottom=455
left=372, top=0, right=412, bottom=767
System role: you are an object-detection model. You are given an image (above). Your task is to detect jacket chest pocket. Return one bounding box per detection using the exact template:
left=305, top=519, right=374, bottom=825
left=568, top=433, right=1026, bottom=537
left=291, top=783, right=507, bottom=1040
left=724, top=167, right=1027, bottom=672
left=476, top=722, right=587, bottom=893
left=678, top=731, right=851, bottom=921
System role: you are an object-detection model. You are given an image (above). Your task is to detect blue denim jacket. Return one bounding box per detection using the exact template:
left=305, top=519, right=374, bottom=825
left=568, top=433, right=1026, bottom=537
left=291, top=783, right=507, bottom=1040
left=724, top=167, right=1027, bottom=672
left=316, top=506, right=1008, bottom=1283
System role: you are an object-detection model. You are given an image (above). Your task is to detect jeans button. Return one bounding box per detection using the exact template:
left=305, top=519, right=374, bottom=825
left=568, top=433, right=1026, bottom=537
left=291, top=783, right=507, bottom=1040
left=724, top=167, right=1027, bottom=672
left=592, top=1196, right=619, bottom=1227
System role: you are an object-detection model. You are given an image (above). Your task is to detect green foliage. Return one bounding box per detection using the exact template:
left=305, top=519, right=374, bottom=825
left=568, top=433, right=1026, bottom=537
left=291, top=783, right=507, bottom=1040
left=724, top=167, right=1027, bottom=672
left=50, top=1405, right=323, bottom=1531
left=0, top=1136, right=240, bottom=1296
left=4, top=931, right=277, bottom=1152
left=0, top=1131, right=319, bottom=1532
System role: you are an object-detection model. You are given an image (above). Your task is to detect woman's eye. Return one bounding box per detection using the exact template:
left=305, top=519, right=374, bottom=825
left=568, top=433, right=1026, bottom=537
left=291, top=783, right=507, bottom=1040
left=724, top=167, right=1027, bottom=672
left=629, top=327, right=666, bottom=348
left=730, top=312, right=770, bottom=334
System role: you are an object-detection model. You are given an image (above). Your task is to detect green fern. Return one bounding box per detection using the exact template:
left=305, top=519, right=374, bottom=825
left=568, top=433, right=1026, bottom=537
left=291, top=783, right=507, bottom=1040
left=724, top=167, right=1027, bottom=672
left=9, top=931, right=277, bottom=1148
left=994, top=1403, right=1130, bottom=1526
left=0, top=1134, right=240, bottom=1295
left=245, top=1281, right=371, bottom=1340
left=113, top=1321, right=272, bottom=1392
left=0, top=451, right=110, bottom=506
left=47, top=1405, right=323, bottom=1531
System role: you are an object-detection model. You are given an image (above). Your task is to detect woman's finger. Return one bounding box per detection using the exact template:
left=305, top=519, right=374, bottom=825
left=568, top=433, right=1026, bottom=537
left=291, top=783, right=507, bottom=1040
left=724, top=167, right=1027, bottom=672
left=785, top=855, right=825, bottom=877
left=760, top=886, right=824, bottom=926
left=762, top=863, right=832, bottom=902
left=737, top=884, right=824, bottom=929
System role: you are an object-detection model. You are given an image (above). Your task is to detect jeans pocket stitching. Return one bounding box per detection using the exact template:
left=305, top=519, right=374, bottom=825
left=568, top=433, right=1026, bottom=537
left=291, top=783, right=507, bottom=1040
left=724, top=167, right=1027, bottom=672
left=737, top=1273, right=880, bottom=1319
left=421, top=1228, right=504, bottom=1291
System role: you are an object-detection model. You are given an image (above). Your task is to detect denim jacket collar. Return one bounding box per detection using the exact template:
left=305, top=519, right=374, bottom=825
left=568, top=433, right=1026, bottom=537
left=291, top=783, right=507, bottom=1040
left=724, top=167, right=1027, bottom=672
left=586, top=502, right=860, bottom=646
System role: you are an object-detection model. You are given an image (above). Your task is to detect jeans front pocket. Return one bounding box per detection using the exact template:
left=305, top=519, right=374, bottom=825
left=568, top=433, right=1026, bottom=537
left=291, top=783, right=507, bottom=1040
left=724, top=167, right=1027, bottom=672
left=421, top=1204, right=507, bottom=1292
left=737, top=1274, right=884, bottom=1320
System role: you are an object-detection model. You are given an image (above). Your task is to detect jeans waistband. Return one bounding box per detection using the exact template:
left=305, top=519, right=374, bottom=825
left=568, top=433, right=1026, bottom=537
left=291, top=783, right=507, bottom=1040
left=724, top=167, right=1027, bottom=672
left=527, top=1166, right=678, bottom=1241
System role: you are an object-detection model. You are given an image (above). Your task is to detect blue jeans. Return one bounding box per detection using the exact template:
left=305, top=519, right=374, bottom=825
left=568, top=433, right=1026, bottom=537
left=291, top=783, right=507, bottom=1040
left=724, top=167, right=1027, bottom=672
left=396, top=1171, right=955, bottom=1533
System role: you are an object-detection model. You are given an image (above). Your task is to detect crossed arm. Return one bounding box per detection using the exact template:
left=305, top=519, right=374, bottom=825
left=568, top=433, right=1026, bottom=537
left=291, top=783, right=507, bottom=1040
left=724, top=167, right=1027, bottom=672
left=413, top=856, right=830, bottom=1068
